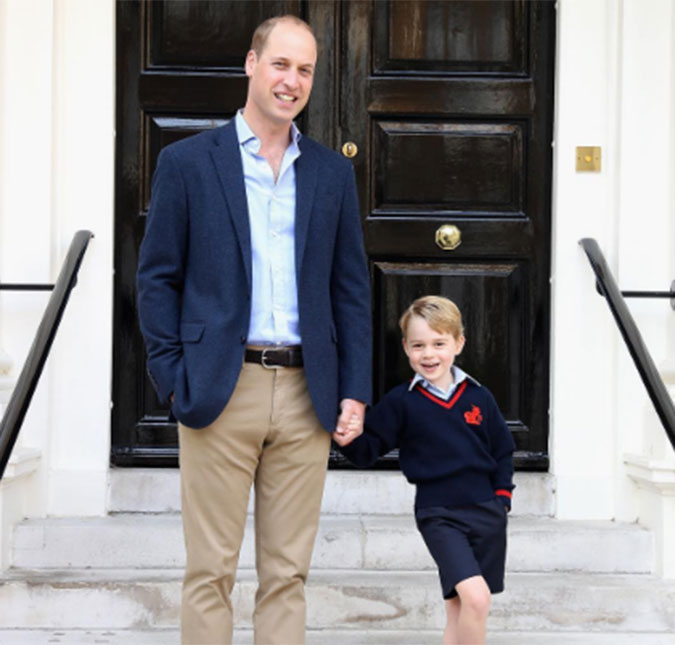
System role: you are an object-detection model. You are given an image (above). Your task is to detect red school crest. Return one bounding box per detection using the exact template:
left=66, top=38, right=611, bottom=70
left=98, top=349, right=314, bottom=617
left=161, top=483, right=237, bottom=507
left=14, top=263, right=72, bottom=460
left=464, top=405, right=483, bottom=425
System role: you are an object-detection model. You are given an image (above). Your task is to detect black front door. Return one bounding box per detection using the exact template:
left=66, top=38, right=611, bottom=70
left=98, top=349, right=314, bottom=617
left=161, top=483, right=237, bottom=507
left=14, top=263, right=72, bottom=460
left=113, top=1, right=554, bottom=469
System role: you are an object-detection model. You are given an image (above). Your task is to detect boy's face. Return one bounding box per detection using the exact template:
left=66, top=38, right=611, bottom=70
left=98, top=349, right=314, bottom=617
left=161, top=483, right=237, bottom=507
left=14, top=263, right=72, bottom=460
left=402, top=315, right=465, bottom=391
left=244, top=21, right=317, bottom=129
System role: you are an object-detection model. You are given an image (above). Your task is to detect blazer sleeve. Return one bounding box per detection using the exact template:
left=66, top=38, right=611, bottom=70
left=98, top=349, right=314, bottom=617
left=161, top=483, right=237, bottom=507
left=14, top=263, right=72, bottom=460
left=136, top=146, right=188, bottom=403
left=330, top=163, right=372, bottom=405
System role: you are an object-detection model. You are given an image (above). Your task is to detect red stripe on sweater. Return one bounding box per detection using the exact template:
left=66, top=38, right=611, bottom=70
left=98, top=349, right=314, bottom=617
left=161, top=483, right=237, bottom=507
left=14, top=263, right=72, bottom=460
left=415, top=380, right=468, bottom=410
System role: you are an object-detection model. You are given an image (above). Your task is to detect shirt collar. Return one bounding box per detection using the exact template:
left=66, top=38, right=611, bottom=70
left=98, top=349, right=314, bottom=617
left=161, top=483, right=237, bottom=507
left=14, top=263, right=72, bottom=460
left=408, top=365, right=480, bottom=397
left=235, top=109, right=302, bottom=154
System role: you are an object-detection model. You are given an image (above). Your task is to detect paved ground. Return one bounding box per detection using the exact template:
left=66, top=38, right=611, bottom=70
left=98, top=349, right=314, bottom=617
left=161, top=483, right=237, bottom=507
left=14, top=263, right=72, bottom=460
left=0, top=630, right=674, bottom=644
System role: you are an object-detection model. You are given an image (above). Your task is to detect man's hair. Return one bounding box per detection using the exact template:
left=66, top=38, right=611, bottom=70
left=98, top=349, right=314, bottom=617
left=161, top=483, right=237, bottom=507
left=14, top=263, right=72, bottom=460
left=399, top=295, right=465, bottom=340
left=250, top=15, right=315, bottom=57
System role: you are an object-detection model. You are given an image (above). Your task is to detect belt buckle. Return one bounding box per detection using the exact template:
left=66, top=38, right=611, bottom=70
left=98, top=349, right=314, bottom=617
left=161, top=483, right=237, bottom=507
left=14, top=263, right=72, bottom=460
left=260, top=347, right=282, bottom=370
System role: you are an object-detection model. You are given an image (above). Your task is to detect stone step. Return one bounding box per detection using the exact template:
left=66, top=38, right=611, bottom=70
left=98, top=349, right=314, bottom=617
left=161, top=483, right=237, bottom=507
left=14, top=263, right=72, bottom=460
left=1, top=569, right=675, bottom=633
left=11, top=514, right=653, bottom=574
left=1, top=630, right=674, bottom=644
left=108, top=469, right=554, bottom=516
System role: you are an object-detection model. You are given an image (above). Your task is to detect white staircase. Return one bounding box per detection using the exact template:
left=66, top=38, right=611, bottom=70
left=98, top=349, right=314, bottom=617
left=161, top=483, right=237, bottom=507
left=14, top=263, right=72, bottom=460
left=1, top=470, right=675, bottom=644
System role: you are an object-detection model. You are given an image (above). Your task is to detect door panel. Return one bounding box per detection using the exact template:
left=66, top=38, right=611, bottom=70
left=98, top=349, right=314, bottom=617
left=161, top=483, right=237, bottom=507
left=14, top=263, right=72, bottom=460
left=374, top=0, right=527, bottom=74
left=147, top=1, right=295, bottom=69
left=372, top=121, right=525, bottom=215
left=372, top=261, right=526, bottom=432
left=143, top=117, right=229, bottom=212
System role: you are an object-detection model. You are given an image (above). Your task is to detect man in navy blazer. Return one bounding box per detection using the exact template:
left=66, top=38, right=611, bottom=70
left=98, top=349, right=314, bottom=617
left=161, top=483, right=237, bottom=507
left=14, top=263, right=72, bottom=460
left=137, top=15, right=371, bottom=645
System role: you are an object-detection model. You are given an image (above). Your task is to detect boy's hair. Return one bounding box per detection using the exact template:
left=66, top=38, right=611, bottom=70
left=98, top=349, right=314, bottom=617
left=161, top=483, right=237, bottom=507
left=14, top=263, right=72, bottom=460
left=399, top=295, right=465, bottom=339
left=250, top=15, right=315, bottom=56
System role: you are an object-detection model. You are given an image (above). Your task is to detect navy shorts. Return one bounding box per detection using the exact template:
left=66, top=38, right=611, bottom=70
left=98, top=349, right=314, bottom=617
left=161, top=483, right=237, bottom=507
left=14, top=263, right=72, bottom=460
left=415, top=498, right=508, bottom=599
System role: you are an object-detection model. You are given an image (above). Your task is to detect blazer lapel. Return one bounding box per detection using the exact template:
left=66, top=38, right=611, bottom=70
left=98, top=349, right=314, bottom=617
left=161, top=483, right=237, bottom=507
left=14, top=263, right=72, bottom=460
left=294, top=139, right=318, bottom=276
left=209, top=120, right=252, bottom=289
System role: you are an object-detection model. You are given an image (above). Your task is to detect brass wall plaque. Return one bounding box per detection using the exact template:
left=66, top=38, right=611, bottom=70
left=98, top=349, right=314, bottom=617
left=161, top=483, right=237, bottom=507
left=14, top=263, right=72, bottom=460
left=576, top=146, right=601, bottom=172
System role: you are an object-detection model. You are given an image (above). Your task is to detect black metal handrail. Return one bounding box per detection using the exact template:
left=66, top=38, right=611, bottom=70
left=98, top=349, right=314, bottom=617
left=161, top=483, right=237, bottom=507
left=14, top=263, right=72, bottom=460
left=622, top=288, right=675, bottom=302
left=580, top=238, right=675, bottom=452
left=0, top=230, right=94, bottom=480
left=0, top=284, right=55, bottom=292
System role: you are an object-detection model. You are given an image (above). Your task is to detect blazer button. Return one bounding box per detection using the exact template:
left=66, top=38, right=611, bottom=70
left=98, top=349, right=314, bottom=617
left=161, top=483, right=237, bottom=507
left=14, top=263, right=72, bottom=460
left=240, top=336, right=246, bottom=344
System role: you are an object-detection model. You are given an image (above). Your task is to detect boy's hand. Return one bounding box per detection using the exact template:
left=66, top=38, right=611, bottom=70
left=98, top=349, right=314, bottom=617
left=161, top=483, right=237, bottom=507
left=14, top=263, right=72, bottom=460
left=333, top=398, right=365, bottom=446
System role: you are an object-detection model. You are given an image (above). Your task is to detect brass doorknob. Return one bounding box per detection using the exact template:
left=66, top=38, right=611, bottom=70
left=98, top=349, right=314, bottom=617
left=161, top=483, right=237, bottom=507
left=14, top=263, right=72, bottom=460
left=341, top=141, right=358, bottom=158
left=435, top=224, right=462, bottom=251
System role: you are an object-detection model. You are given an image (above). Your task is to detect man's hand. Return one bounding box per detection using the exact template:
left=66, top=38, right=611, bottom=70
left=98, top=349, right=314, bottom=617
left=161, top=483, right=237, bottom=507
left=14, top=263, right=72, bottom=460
left=332, top=398, right=365, bottom=447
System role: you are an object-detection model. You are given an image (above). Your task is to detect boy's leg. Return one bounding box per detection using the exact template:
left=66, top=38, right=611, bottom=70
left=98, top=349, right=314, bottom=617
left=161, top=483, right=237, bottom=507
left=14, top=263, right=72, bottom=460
left=416, top=502, right=505, bottom=644
left=443, top=597, right=460, bottom=645
left=454, top=575, right=491, bottom=645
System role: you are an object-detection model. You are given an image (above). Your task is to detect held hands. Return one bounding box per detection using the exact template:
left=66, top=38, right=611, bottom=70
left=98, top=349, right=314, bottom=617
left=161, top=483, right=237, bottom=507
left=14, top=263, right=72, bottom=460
left=332, top=398, right=365, bottom=447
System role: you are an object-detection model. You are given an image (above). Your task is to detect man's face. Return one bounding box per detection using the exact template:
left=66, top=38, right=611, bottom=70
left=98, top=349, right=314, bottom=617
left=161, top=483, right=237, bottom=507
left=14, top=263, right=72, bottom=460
left=245, top=21, right=317, bottom=128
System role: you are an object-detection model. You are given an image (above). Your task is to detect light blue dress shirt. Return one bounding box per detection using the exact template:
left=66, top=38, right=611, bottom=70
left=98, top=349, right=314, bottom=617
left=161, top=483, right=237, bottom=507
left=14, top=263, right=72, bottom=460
left=408, top=365, right=477, bottom=400
left=235, top=111, right=302, bottom=345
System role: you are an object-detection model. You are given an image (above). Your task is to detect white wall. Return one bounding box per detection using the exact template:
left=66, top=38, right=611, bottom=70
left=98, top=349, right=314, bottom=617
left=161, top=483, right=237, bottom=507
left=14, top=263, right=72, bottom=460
left=552, top=0, right=675, bottom=520
left=552, top=0, right=621, bottom=519
left=615, top=0, right=674, bottom=473
left=670, top=2, right=675, bottom=369
left=0, top=0, right=115, bottom=517
left=46, top=0, right=115, bottom=515
left=0, top=0, right=55, bottom=517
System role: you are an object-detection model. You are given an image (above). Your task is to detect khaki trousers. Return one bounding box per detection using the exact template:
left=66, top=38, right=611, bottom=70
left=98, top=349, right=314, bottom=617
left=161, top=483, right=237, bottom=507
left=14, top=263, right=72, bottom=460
left=179, top=363, right=331, bottom=645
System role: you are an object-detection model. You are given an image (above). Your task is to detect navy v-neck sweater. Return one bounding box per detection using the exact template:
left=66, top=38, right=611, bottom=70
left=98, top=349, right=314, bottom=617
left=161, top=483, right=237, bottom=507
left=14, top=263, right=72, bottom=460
left=339, top=379, right=516, bottom=510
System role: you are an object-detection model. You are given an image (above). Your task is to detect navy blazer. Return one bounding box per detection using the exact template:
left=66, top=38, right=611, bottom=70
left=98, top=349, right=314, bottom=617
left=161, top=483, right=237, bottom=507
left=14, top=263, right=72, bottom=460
left=137, top=120, right=372, bottom=430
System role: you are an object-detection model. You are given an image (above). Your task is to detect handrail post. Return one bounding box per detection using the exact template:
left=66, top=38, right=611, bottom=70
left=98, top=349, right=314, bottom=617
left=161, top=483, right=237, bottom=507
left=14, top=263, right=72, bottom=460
left=0, top=230, right=94, bottom=480
left=579, top=238, right=675, bottom=452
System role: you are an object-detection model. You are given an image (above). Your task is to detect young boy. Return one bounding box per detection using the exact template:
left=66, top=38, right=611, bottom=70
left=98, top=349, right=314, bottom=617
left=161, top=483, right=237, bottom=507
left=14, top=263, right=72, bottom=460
left=337, top=295, right=515, bottom=645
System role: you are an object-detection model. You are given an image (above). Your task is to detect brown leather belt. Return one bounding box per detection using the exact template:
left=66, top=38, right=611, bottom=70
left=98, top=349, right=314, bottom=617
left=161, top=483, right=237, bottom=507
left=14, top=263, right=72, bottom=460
left=245, top=346, right=303, bottom=368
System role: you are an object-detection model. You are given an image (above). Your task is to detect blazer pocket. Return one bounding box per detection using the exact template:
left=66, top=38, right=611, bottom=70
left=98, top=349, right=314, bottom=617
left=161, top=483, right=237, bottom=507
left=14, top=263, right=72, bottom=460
left=180, top=322, right=205, bottom=343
